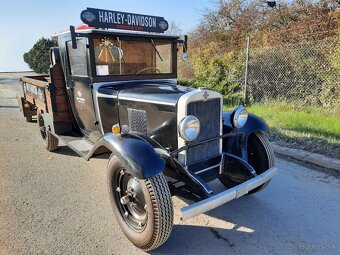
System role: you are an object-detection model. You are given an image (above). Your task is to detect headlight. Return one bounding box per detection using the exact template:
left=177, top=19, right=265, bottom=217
left=232, top=106, right=248, bottom=128
left=178, top=115, right=200, bottom=142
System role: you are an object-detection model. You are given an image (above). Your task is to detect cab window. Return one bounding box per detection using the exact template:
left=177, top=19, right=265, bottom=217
left=67, top=39, right=88, bottom=76
left=92, top=37, right=172, bottom=76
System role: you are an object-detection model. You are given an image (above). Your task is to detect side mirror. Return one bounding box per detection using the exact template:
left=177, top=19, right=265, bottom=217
left=267, top=1, right=276, bottom=8
left=182, top=35, right=188, bottom=61
left=70, top=26, right=77, bottom=49
left=182, top=52, right=188, bottom=61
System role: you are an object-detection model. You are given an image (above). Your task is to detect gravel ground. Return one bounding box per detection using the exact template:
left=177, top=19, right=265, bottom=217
left=1, top=73, right=340, bottom=255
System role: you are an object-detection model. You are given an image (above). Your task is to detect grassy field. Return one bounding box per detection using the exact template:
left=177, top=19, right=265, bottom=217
left=227, top=101, right=340, bottom=159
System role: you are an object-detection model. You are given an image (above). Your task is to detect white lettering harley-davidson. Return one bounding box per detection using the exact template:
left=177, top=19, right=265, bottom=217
left=17, top=8, right=277, bottom=251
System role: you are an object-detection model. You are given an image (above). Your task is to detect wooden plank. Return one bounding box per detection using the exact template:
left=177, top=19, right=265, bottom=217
left=25, top=94, right=35, bottom=105
left=53, top=112, right=74, bottom=122
left=35, top=100, right=46, bottom=111
left=22, top=78, right=47, bottom=88
left=21, top=76, right=49, bottom=88
left=45, top=89, right=53, bottom=113
left=21, top=65, right=74, bottom=132
left=53, top=81, right=67, bottom=89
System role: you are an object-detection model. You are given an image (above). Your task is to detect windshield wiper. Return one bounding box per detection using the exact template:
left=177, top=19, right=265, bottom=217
left=150, top=39, right=163, bottom=62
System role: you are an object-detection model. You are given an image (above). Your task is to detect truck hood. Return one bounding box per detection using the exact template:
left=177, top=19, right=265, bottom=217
left=97, top=80, right=193, bottom=106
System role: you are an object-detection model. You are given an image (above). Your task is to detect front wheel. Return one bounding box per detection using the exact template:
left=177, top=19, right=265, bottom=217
left=107, top=155, right=173, bottom=251
left=219, top=131, right=275, bottom=194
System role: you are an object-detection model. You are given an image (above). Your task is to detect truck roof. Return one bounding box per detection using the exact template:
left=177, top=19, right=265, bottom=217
left=54, top=28, right=179, bottom=40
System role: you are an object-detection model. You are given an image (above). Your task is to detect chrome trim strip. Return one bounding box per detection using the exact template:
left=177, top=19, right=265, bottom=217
left=94, top=78, right=177, bottom=87
left=180, top=167, right=278, bottom=220
left=118, top=96, right=175, bottom=106
left=92, top=83, right=114, bottom=135
left=194, top=164, right=221, bottom=174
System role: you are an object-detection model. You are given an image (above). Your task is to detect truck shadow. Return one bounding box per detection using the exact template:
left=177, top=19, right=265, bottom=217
left=151, top=185, right=282, bottom=255
left=0, top=105, right=19, bottom=108
left=53, top=145, right=111, bottom=159
left=54, top=145, right=80, bottom=157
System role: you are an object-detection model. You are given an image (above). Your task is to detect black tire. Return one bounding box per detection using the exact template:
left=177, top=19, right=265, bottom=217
left=25, top=116, right=32, bottom=122
left=107, top=155, right=173, bottom=251
left=37, top=110, right=59, bottom=152
left=25, top=116, right=33, bottom=122
left=219, top=131, right=275, bottom=194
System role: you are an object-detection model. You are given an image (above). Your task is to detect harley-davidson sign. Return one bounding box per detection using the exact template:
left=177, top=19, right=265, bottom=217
left=80, top=8, right=169, bottom=33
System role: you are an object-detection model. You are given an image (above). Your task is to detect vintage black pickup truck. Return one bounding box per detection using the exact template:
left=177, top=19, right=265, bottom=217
left=17, top=8, right=277, bottom=251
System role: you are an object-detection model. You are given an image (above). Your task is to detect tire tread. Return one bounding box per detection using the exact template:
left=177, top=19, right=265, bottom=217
left=142, top=174, right=173, bottom=251
left=250, top=131, right=275, bottom=192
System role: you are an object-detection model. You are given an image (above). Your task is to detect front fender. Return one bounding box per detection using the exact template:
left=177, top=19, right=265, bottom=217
left=86, top=133, right=165, bottom=179
left=222, top=111, right=269, bottom=134
left=222, top=111, right=269, bottom=159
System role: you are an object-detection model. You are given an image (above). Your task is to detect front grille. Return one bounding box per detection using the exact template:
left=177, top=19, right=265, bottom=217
left=186, top=99, right=221, bottom=165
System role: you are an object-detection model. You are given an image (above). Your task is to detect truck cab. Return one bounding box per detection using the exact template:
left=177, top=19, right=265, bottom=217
left=18, top=8, right=277, bottom=251
left=57, top=29, right=180, bottom=144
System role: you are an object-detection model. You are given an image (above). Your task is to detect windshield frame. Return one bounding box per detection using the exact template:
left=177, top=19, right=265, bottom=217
left=88, top=33, right=177, bottom=82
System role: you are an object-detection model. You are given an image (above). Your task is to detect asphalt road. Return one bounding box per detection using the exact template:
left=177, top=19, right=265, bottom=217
left=1, top=73, right=340, bottom=255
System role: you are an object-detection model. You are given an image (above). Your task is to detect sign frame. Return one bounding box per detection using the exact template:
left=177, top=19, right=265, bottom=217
left=80, top=8, right=169, bottom=33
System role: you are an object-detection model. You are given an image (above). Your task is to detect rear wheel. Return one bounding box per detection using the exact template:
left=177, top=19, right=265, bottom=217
left=25, top=116, right=33, bottom=122
left=219, top=131, right=275, bottom=194
left=37, top=110, right=58, bottom=152
left=107, top=155, right=173, bottom=251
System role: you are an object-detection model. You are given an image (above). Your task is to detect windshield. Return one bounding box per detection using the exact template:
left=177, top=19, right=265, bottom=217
left=92, top=37, right=173, bottom=76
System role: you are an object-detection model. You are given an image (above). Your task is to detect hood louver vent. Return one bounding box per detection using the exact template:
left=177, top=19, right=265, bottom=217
left=128, top=108, right=147, bottom=135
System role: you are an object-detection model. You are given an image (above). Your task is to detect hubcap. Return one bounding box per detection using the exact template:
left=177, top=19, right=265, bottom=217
left=114, top=170, right=147, bottom=231
left=126, top=177, right=147, bottom=222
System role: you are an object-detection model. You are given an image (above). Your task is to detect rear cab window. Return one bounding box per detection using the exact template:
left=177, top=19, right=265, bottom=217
left=66, top=39, right=88, bottom=76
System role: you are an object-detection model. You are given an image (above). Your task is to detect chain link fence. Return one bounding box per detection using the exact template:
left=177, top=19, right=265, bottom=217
left=245, top=35, right=340, bottom=108
left=178, top=30, right=339, bottom=157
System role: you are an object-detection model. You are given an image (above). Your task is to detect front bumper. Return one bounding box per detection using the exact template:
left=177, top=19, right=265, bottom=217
left=180, top=167, right=278, bottom=220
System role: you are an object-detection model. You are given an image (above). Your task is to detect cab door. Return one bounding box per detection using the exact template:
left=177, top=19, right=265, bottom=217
left=65, top=38, right=100, bottom=141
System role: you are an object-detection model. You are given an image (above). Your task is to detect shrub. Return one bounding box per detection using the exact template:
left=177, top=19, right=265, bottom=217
left=189, top=48, right=245, bottom=105
left=23, top=37, right=57, bottom=74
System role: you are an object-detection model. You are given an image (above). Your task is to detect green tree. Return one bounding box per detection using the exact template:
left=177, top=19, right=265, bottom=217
left=23, top=37, right=57, bottom=74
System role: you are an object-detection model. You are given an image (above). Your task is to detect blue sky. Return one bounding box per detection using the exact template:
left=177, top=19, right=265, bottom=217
left=0, top=0, right=212, bottom=71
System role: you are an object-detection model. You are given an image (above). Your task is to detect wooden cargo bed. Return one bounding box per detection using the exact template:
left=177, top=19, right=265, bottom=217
left=18, top=63, right=74, bottom=134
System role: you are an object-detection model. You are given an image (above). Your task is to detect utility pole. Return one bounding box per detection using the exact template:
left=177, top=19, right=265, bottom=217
left=243, top=33, right=250, bottom=105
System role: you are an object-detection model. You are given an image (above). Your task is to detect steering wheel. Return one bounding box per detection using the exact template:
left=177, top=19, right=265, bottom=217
left=136, top=67, right=161, bottom=74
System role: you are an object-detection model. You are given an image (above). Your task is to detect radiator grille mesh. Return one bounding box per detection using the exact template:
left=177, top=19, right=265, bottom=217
left=186, top=99, right=221, bottom=165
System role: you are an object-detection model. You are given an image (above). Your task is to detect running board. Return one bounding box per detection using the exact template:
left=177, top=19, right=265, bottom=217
left=57, top=133, right=94, bottom=158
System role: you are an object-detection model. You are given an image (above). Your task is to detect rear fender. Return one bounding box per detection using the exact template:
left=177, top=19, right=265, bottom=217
left=86, top=133, right=165, bottom=179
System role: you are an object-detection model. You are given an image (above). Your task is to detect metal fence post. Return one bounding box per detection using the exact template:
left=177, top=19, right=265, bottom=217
left=244, top=33, right=250, bottom=105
